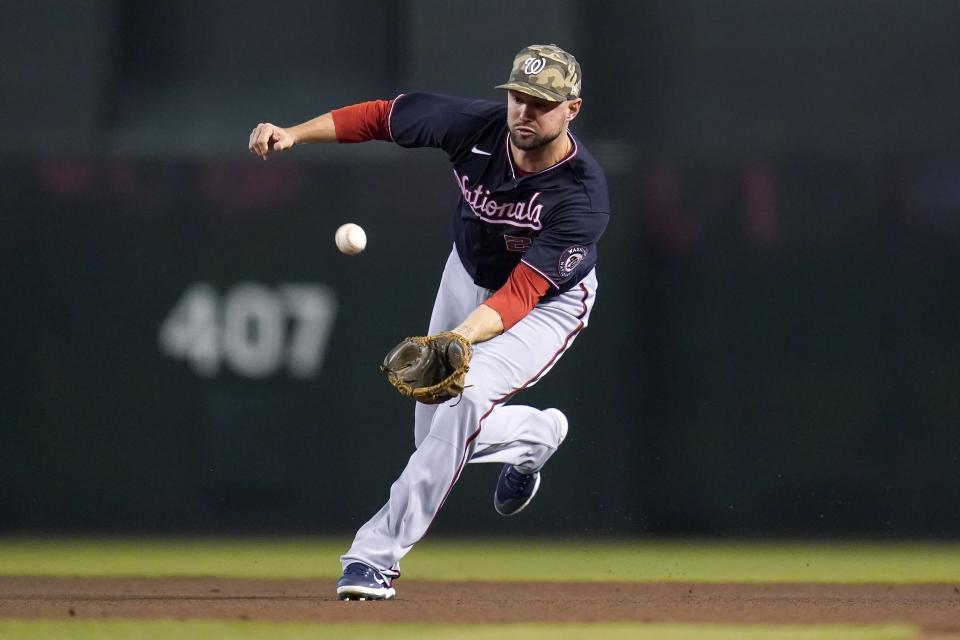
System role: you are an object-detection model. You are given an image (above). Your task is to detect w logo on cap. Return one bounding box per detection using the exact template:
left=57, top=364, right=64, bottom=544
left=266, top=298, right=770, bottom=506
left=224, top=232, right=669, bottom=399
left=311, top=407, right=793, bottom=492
left=522, top=57, right=547, bottom=75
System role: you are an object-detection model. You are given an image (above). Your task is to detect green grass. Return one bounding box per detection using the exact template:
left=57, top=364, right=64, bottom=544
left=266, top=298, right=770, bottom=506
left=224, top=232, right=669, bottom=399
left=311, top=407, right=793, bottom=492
left=1, top=537, right=959, bottom=582
left=0, top=539, right=941, bottom=639
left=0, top=621, right=919, bottom=640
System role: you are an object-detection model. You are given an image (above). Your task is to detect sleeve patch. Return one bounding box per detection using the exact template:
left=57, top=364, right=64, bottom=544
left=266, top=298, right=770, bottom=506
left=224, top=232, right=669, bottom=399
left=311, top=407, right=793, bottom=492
left=558, top=245, right=588, bottom=279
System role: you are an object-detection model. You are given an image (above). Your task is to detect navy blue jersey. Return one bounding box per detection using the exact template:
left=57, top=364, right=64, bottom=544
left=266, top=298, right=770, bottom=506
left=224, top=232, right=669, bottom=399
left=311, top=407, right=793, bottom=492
left=388, top=92, right=610, bottom=297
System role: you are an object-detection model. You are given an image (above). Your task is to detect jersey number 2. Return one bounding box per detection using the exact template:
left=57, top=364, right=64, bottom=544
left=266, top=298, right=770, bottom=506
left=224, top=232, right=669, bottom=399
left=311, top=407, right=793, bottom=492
left=504, top=235, right=533, bottom=252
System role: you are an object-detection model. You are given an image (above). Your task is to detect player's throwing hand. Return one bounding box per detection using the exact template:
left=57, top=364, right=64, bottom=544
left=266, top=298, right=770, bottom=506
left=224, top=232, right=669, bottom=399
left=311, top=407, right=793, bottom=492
left=248, top=123, right=296, bottom=160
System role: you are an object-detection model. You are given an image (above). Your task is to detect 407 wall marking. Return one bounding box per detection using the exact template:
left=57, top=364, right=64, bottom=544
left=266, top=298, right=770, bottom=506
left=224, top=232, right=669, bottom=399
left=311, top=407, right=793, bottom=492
left=159, top=282, right=338, bottom=379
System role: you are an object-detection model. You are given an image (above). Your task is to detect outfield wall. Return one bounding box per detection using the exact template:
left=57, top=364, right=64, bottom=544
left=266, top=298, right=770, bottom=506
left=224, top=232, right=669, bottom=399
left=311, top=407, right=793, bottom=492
left=3, top=155, right=958, bottom=536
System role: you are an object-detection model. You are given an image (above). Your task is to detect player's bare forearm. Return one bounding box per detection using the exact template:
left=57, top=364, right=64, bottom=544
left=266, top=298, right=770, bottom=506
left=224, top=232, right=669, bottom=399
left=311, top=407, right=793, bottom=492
left=287, top=112, right=338, bottom=145
left=451, top=304, right=504, bottom=344
left=248, top=112, right=337, bottom=159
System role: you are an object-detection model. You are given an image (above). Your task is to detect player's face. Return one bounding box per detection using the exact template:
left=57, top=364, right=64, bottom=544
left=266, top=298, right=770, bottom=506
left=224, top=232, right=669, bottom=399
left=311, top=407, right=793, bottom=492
left=507, top=91, right=580, bottom=151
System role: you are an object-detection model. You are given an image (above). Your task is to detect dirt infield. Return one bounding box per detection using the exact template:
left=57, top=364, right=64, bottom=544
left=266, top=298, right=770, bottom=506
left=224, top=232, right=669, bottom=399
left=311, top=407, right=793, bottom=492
left=1, top=577, right=958, bottom=636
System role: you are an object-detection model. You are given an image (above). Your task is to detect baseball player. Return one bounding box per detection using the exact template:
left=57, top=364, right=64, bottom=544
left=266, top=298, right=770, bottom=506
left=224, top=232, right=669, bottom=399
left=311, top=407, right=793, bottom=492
left=248, top=44, right=609, bottom=600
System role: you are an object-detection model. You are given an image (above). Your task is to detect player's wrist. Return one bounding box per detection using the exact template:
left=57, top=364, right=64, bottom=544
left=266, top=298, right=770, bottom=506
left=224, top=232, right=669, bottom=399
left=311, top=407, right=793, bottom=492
left=286, top=126, right=300, bottom=147
left=449, top=326, right=475, bottom=344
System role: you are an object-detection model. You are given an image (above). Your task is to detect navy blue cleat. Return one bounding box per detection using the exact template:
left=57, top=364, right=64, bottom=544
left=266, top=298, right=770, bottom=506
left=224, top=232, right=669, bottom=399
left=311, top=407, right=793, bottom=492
left=494, top=409, right=568, bottom=516
left=494, top=465, right=542, bottom=516
left=336, top=562, right=396, bottom=600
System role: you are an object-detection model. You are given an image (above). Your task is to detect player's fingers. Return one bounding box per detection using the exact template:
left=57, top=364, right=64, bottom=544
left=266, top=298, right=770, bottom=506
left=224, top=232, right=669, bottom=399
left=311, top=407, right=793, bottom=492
left=249, top=124, right=269, bottom=158
left=254, top=126, right=270, bottom=154
left=255, top=124, right=277, bottom=159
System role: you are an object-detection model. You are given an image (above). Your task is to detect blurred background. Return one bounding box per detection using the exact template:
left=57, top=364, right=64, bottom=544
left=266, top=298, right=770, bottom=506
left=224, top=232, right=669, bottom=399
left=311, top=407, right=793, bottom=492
left=1, top=0, right=958, bottom=539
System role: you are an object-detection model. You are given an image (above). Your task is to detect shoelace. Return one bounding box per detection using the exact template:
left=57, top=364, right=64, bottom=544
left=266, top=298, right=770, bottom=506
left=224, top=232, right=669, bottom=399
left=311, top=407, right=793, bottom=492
left=503, top=468, right=534, bottom=494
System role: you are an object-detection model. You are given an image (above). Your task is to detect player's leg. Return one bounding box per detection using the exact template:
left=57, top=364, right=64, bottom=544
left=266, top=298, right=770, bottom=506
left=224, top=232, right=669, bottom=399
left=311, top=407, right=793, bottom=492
left=340, top=247, right=484, bottom=584
left=466, top=405, right=566, bottom=471
left=341, top=270, right=597, bottom=575
left=342, top=353, right=548, bottom=576
left=468, top=273, right=597, bottom=469
left=466, top=280, right=595, bottom=515
left=414, top=247, right=489, bottom=447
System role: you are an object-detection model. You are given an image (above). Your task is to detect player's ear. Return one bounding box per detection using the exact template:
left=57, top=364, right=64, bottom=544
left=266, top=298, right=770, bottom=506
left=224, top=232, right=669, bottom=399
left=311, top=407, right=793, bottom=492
left=565, top=99, right=582, bottom=122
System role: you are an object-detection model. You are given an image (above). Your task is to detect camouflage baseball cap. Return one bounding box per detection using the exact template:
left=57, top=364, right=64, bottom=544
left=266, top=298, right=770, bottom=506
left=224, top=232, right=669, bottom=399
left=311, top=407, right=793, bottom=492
left=495, top=44, right=582, bottom=102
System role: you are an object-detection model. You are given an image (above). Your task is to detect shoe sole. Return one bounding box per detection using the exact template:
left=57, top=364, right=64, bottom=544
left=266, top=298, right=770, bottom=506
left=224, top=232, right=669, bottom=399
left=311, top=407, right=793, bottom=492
left=494, top=472, right=541, bottom=516
left=337, top=585, right=396, bottom=601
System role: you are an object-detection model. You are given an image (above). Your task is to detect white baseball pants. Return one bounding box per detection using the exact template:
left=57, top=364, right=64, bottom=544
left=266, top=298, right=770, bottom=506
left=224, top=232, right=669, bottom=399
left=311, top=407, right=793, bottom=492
left=341, top=247, right=597, bottom=578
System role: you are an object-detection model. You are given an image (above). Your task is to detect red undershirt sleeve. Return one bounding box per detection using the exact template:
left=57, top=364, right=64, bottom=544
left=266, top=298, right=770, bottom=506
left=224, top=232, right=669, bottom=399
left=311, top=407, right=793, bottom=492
left=330, top=100, right=393, bottom=143
left=484, top=261, right=552, bottom=331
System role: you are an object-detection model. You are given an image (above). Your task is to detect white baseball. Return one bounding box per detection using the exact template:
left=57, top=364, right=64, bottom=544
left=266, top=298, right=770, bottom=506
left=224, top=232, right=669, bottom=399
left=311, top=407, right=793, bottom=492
left=335, top=223, right=367, bottom=255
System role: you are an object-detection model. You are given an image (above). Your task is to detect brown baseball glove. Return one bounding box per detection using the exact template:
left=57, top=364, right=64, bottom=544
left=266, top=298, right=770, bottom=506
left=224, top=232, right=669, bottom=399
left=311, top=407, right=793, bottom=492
left=380, top=331, right=473, bottom=404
